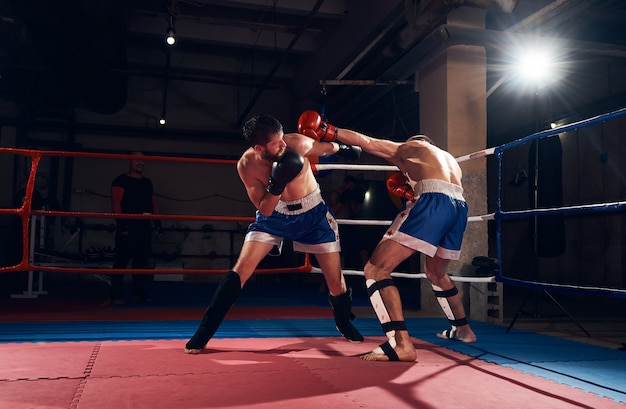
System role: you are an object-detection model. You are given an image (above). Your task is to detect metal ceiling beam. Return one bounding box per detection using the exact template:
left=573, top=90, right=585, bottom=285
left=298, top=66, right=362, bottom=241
left=333, top=24, right=626, bottom=124
left=201, top=0, right=347, bottom=17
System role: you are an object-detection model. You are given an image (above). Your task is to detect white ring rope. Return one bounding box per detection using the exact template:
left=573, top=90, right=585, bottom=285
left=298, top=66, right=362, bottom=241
left=454, top=147, right=496, bottom=163
left=336, top=213, right=495, bottom=226
left=315, top=164, right=398, bottom=172
left=311, top=267, right=496, bottom=282
left=336, top=219, right=390, bottom=226
left=315, top=146, right=496, bottom=173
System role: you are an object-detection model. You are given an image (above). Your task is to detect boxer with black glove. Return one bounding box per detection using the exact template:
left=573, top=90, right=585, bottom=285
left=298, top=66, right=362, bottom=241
left=185, top=114, right=364, bottom=354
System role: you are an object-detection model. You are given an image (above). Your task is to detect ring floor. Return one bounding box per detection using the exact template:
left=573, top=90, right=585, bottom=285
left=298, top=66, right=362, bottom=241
left=0, top=272, right=625, bottom=408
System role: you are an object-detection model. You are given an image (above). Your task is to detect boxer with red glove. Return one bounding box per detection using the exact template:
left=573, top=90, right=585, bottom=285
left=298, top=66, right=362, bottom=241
left=297, top=110, right=338, bottom=142
left=386, top=172, right=414, bottom=200
left=292, top=119, right=476, bottom=362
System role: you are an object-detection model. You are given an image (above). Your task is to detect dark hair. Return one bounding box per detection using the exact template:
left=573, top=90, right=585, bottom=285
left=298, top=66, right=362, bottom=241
left=406, top=134, right=435, bottom=145
left=242, top=114, right=283, bottom=147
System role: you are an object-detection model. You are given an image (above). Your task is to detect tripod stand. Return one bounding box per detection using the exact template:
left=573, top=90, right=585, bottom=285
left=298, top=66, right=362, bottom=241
left=506, top=288, right=590, bottom=336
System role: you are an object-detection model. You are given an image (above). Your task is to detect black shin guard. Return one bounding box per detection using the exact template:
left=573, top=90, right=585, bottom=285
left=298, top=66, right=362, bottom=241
left=186, top=271, right=241, bottom=350
left=329, top=287, right=364, bottom=343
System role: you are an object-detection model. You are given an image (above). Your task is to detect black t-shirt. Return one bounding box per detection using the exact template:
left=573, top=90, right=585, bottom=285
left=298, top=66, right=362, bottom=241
left=111, top=174, right=154, bottom=214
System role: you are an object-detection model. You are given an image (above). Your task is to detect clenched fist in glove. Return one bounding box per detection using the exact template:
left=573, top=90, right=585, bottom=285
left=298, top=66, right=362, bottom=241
left=297, top=110, right=338, bottom=142
left=266, top=150, right=305, bottom=196
left=386, top=172, right=414, bottom=200
left=336, top=143, right=362, bottom=161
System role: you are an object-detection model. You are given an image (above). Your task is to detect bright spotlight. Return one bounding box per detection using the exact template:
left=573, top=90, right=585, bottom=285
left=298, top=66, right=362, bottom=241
left=508, top=42, right=565, bottom=91
left=515, top=48, right=555, bottom=85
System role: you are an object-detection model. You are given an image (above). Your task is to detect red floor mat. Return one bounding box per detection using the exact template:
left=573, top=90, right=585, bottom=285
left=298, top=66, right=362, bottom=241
left=1, top=337, right=624, bottom=409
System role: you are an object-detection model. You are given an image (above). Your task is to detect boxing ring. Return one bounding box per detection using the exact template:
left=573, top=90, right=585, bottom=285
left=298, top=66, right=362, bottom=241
left=2, top=110, right=626, bottom=409
left=2, top=107, right=626, bottom=302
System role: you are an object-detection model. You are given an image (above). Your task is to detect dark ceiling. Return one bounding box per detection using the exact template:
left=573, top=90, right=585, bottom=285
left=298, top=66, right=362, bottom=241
left=1, top=0, right=626, bottom=141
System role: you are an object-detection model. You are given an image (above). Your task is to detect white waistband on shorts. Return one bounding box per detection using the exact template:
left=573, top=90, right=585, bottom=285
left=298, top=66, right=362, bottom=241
left=274, top=186, right=323, bottom=215
left=414, top=179, right=464, bottom=201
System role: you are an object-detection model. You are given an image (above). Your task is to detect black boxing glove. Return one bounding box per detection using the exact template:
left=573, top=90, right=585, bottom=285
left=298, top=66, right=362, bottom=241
left=266, top=150, right=305, bottom=196
left=336, top=143, right=362, bottom=161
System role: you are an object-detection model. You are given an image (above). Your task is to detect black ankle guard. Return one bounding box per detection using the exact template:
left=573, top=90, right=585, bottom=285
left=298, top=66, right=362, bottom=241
left=329, top=288, right=364, bottom=342
left=186, top=271, right=241, bottom=350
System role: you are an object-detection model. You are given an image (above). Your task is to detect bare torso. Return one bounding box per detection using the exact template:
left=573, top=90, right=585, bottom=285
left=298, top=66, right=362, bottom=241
left=237, top=132, right=334, bottom=216
left=238, top=149, right=318, bottom=201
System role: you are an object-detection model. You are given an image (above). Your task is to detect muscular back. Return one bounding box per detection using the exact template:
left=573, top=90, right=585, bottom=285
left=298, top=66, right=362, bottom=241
left=332, top=129, right=462, bottom=189
left=396, top=140, right=462, bottom=187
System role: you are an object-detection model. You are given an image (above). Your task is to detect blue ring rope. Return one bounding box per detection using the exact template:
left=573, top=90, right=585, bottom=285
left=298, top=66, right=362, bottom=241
left=493, top=107, right=626, bottom=298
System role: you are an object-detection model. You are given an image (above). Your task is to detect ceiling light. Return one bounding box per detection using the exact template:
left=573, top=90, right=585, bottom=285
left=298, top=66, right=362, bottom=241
left=165, top=15, right=176, bottom=46
left=166, top=27, right=176, bottom=46
left=159, top=116, right=166, bottom=126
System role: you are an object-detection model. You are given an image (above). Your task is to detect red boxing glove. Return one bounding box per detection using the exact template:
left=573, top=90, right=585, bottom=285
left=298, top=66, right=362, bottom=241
left=297, top=110, right=338, bottom=141
left=386, top=172, right=414, bottom=200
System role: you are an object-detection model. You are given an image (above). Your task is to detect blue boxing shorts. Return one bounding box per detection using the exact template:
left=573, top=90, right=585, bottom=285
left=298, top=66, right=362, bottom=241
left=382, top=179, right=468, bottom=260
left=245, top=187, right=341, bottom=255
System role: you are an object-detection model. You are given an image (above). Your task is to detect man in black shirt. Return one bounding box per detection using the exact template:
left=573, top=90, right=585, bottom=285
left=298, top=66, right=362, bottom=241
left=110, top=151, right=160, bottom=303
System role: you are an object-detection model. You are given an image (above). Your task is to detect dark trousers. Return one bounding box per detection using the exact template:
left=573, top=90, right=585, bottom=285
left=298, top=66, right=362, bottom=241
left=110, top=223, right=152, bottom=300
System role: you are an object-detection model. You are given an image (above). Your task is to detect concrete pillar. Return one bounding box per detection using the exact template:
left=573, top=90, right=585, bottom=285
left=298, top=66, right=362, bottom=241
left=417, top=7, right=490, bottom=320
